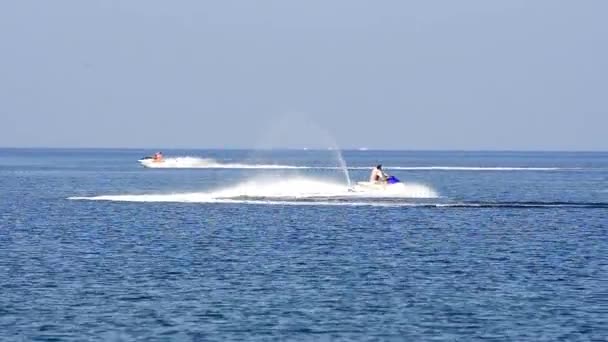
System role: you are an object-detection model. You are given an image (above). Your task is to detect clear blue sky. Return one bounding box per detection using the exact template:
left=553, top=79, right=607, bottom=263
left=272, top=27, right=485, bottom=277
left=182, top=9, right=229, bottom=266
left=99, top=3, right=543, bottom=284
left=1, top=1, right=606, bottom=150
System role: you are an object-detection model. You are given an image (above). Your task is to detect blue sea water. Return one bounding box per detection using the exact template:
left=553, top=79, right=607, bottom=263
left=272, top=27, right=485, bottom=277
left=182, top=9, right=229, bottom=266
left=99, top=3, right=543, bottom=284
left=0, top=148, right=606, bottom=341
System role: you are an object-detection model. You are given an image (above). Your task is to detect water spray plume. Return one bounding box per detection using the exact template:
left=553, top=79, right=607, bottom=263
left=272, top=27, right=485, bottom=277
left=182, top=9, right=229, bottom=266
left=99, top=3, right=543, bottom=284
left=253, top=112, right=352, bottom=187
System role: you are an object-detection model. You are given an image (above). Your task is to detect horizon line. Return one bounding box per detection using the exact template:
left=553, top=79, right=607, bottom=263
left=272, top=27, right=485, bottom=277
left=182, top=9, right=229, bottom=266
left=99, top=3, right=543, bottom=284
left=0, top=145, right=607, bottom=153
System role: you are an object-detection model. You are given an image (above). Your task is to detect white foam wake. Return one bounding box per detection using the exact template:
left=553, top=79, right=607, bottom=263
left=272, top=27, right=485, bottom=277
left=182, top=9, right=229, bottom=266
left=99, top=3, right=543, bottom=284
left=138, top=157, right=304, bottom=169
left=69, top=177, right=439, bottom=205
left=384, top=166, right=566, bottom=171
left=138, top=158, right=570, bottom=171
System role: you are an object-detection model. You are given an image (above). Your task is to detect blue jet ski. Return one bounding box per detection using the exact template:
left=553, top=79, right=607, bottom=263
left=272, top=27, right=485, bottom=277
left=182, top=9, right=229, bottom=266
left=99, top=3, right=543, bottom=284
left=386, top=175, right=400, bottom=184
left=349, top=174, right=402, bottom=192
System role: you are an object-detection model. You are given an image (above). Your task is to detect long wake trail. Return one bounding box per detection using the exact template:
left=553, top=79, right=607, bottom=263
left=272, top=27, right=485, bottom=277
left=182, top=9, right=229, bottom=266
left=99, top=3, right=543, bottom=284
left=139, top=157, right=580, bottom=171
left=69, top=176, right=608, bottom=208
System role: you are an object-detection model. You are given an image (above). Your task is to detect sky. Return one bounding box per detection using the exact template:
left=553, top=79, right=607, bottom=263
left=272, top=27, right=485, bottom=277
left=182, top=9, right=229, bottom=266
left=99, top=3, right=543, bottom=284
left=1, top=0, right=607, bottom=150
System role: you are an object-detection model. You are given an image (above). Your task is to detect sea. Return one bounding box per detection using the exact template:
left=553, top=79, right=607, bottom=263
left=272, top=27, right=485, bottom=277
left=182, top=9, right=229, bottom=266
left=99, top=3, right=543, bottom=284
left=1, top=148, right=606, bottom=341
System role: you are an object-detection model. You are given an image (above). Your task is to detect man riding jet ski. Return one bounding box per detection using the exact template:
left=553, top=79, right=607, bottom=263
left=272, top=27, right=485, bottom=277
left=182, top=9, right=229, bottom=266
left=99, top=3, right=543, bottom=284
left=350, top=164, right=401, bottom=192
left=139, top=152, right=164, bottom=163
left=370, top=164, right=399, bottom=184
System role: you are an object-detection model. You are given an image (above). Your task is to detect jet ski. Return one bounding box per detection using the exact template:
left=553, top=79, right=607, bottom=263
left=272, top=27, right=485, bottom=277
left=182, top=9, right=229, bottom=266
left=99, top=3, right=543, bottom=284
left=349, top=175, right=401, bottom=192
left=138, top=155, right=164, bottom=167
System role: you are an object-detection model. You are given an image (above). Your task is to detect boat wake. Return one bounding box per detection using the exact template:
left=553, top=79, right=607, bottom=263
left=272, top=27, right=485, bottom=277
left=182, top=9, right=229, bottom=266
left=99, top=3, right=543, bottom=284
left=383, top=166, right=570, bottom=171
left=69, top=175, right=608, bottom=208
left=69, top=177, right=439, bottom=204
left=138, top=157, right=304, bottom=169
left=138, top=158, right=578, bottom=171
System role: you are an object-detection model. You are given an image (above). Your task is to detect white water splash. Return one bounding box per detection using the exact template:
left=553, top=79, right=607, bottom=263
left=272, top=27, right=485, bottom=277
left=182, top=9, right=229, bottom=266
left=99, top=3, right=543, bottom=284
left=138, top=157, right=303, bottom=169
left=70, top=177, right=438, bottom=204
